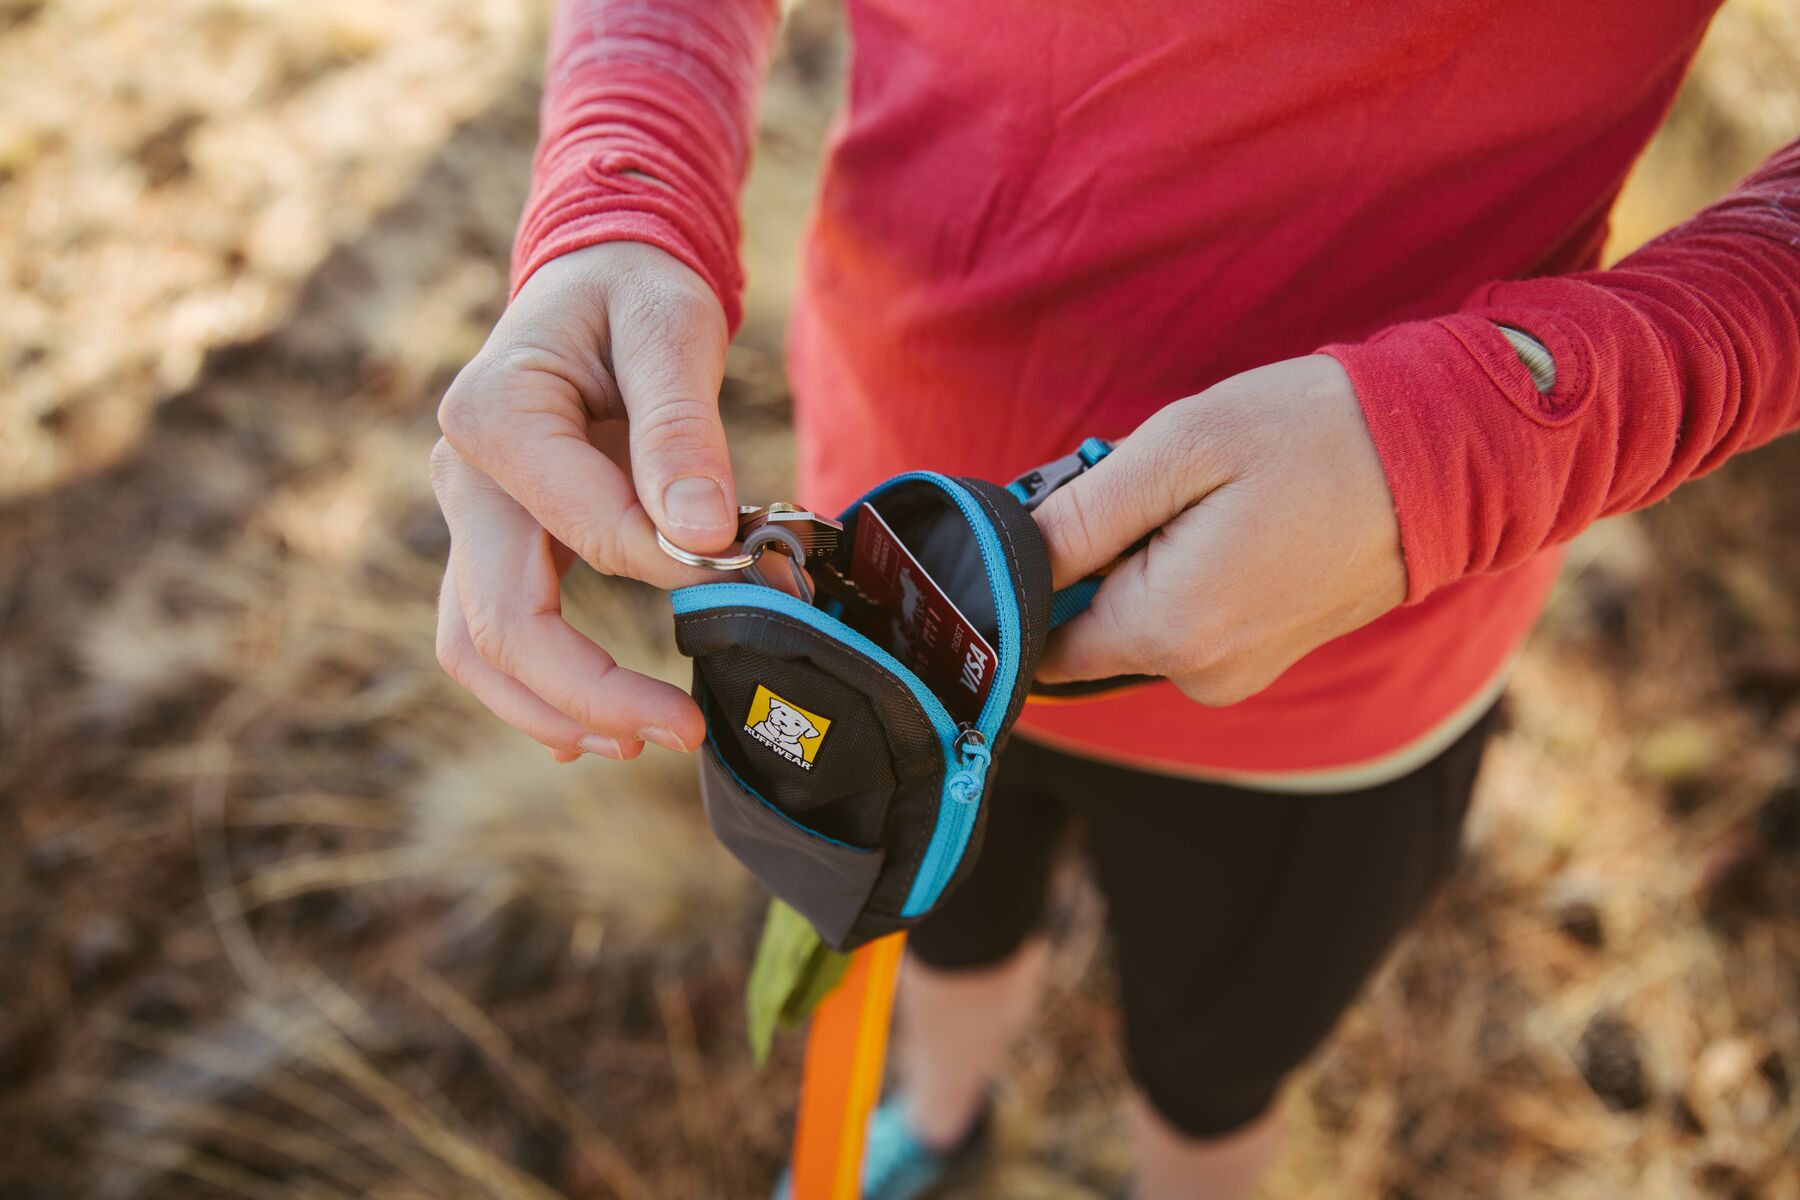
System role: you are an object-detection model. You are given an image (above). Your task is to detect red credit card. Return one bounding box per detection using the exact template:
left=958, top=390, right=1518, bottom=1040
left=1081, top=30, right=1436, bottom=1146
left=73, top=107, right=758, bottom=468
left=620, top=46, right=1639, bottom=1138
left=848, top=503, right=998, bottom=725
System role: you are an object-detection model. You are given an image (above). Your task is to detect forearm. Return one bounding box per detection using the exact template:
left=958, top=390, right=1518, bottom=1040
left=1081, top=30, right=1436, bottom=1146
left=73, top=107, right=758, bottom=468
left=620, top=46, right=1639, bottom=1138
left=513, top=0, right=779, bottom=331
left=1324, top=137, right=1800, bottom=602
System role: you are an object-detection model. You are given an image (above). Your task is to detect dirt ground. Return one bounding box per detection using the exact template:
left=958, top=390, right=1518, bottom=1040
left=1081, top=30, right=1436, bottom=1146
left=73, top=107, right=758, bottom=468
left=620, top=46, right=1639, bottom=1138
left=1, top=1, right=1798, bottom=1197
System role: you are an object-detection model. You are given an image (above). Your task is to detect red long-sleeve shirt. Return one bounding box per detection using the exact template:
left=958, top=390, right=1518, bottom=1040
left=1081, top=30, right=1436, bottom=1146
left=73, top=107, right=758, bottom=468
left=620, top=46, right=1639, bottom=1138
left=516, top=0, right=1800, bottom=779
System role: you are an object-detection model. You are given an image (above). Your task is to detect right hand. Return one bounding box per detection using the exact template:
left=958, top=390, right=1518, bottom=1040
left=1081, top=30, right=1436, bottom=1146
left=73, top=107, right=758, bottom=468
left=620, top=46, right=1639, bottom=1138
left=431, top=242, right=735, bottom=762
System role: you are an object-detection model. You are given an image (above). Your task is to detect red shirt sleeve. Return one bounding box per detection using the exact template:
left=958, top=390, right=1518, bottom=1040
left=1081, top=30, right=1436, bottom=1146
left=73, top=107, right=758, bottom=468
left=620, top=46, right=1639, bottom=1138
left=511, top=0, right=779, bottom=333
left=1323, top=138, right=1800, bottom=604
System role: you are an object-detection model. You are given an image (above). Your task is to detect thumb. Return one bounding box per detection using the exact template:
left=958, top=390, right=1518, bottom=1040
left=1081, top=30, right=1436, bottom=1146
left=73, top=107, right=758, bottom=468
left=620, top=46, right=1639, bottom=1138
left=1033, top=421, right=1226, bottom=589
left=611, top=271, right=738, bottom=554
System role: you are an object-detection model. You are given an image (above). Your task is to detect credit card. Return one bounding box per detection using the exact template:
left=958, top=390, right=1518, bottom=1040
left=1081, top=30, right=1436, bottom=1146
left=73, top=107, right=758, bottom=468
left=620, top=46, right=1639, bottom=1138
left=848, top=503, right=998, bottom=725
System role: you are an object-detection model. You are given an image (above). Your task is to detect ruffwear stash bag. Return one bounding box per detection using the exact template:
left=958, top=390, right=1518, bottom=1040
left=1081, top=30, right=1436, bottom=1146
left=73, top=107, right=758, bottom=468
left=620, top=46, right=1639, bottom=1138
left=672, top=441, right=1135, bottom=951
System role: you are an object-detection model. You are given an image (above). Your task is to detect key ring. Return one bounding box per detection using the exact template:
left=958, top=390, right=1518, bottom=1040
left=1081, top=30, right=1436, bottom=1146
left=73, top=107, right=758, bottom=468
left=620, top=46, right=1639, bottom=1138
left=655, top=530, right=762, bottom=572
left=655, top=525, right=816, bottom=604
left=657, top=503, right=834, bottom=605
left=655, top=504, right=769, bottom=571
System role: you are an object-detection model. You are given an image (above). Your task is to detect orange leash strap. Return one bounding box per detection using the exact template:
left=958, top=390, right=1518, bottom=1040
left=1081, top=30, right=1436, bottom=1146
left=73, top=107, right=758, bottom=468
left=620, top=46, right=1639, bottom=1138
left=790, top=933, right=907, bottom=1200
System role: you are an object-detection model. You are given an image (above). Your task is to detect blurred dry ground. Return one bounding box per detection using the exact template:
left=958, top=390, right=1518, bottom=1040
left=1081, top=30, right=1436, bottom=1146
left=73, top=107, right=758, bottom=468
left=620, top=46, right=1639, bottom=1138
left=1, top=1, right=1798, bottom=1197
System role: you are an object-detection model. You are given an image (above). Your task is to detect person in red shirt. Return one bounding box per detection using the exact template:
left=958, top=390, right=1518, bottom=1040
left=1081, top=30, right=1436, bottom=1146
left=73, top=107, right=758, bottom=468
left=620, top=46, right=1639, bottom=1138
left=428, top=1, right=1800, bottom=1196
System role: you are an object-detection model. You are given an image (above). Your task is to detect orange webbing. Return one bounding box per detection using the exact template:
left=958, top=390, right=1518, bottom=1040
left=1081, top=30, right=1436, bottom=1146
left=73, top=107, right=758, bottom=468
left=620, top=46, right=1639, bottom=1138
left=790, top=933, right=907, bottom=1200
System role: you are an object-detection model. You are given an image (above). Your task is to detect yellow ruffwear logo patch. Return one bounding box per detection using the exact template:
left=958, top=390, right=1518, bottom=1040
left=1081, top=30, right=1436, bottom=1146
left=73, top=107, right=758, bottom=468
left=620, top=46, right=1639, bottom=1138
left=744, top=684, right=831, bottom=770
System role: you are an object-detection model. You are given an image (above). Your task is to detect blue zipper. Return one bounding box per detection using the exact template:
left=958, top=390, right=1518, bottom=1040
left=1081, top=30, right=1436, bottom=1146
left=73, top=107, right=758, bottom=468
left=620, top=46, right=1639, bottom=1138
left=840, top=474, right=1019, bottom=916
left=835, top=472, right=1020, bottom=735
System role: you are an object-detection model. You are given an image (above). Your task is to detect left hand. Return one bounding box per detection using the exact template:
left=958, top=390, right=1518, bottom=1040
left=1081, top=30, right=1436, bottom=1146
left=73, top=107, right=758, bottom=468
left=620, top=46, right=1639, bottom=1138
left=1033, top=354, right=1408, bottom=705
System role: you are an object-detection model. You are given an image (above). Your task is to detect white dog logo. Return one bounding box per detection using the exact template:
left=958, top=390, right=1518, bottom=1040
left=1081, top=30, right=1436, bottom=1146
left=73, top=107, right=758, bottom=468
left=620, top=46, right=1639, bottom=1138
left=745, top=685, right=832, bottom=769
left=751, top=700, right=819, bottom=757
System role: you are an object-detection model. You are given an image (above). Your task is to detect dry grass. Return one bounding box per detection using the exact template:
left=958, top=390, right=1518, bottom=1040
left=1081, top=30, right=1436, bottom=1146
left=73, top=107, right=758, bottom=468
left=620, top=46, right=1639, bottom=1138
left=1, top=1, right=1796, bottom=1197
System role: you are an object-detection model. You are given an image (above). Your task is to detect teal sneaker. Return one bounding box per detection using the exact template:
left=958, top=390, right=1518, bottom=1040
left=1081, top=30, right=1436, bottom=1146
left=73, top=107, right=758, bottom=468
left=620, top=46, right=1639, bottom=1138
left=771, top=1095, right=993, bottom=1200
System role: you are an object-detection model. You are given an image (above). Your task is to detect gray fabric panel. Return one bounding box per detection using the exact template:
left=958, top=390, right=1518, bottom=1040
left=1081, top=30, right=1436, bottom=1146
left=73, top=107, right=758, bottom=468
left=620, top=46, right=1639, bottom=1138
left=699, top=747, right=885, bottom=951
left=675, top=602, right=945, bottom=924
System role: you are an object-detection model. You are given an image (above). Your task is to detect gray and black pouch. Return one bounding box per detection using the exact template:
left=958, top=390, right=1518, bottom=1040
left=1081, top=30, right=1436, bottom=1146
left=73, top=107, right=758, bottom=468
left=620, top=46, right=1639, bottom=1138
left=671, top=446, right=1148, bottom=951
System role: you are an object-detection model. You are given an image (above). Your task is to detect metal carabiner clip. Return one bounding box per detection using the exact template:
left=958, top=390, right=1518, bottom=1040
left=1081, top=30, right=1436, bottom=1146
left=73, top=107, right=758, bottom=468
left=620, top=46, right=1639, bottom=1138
left=741, top=522, right=822, bottom=604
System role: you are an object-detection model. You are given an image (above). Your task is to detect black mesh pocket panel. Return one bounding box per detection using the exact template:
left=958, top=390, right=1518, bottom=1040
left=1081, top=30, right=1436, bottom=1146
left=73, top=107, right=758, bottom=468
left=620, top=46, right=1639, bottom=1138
left=697, top=747, right=885, bottom=951
left=698, top=647, right=898, bottom=847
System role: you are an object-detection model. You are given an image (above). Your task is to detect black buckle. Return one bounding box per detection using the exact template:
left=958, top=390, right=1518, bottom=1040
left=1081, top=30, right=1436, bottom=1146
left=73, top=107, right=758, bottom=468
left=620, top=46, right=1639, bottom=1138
left=1008, top=450, right=1090, bottom=512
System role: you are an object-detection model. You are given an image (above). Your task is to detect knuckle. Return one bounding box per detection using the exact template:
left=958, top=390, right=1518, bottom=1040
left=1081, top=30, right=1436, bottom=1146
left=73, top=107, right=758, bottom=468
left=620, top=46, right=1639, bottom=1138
left=1097, top=597, right=1162, bottom=669
left=544, top=503, right=627, bottom=576
left=616, top=278, right=725, bottom=364
left=483, top=339, right=572, bottom=385
left=462, top=600, right=518, bottom=672
left=625, top=269, right=714, bottom=330
left=1175, top=671, right=1235, bottom=706
left=435, top=624, right=470, bottom=683
left=1125, top=625, right=1174, bottom=672
left=1183, top=660, right=1271, bottom=706
left=627, top=276, right=690, bottom=328
left=1172, top=617, right=1229, bottom=671
left=1197, top=396, right=1258, bottom=462
left=522, top=482, right=631, bottom=575
left=440, top=344, right=593, bottom=453
left=1145, top=397, right=1249, bottom=493
left=1202, top=676, right=1255, bottom=706
left=1150, top=418, right=1215, bottom=502
left=567, top=670, right=620, bottom=733
left=1131, top=598, right=1218, bottom=678
left=427, top=438, right=461, bottom=495
left=436, top=362, right=496, bottom=450
left=632, top=398, right=721, bottom=461
left=1217, top=678, right=1262, bottom=705
left=589, top=527, right=629, bottom=577
left=1049, top=487, right=1102, bottom=568
left=1150, top=414, right=1202, bottom=471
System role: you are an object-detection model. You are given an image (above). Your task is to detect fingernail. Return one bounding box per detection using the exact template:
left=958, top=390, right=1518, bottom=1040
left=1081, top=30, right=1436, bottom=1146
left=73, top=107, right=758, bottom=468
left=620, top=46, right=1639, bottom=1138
left=578, top=734, right=624, bottom=759
left=637, top=725, right=689, bottom=752
left=662, top=476, right=730, bottom=533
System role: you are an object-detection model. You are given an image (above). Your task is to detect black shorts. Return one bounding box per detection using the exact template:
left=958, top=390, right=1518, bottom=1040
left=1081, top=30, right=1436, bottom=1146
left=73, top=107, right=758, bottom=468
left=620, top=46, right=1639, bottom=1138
left=908, top=704, right=1500, bottom=1139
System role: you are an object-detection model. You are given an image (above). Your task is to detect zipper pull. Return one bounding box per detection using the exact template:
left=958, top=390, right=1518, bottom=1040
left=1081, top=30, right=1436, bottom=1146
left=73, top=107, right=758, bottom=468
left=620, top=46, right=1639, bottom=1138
left=953, top=723, right=988, bottom=764
left=948, top=724, right=992, bottom=803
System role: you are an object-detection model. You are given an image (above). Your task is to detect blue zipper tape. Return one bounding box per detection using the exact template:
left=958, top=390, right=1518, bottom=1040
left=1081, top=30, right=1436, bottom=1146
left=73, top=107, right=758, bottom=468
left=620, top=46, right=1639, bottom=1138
left=837, top=473, right=1020, bottom=914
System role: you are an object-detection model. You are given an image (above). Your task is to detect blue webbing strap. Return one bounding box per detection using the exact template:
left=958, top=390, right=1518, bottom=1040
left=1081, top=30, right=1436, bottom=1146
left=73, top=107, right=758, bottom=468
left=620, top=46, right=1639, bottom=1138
left=1049, top=578, right=1100, bottom=628
left=1076, top=436, right=1112, bottom=467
